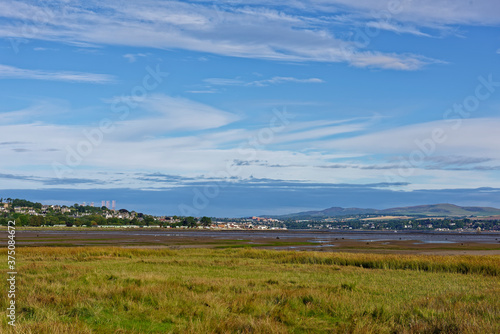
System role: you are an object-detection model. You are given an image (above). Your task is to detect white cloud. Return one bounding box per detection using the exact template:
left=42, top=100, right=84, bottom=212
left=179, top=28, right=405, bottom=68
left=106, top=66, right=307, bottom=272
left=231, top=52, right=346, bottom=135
left=123, top=53, right=149, bottom=63
left=249, top=76, right=324, bottom=86
left=0, top=0, right=442, bottom=70
left=347, top=52, right=434, bottom=70
left=319, top=117, right=500, bottom=159
left=204, top=78, right=246, bottom=86
left=295, top=0, right=500, bottom=28
left=365, top=21, right=431, bottom=37
left=204, top=76, right=324, bottom=87
left=186, top=90, right=218, bottom=94
left=33, top=47, right=58, bottom=51
left=111, top=94, right=240, bottom=138
left=2, top=105, right=500, bottom=190
left=0, top=64, right=115, bottom=83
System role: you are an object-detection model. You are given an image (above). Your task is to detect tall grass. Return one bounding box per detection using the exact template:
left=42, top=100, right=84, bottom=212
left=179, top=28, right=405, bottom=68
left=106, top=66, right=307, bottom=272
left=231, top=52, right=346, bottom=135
left=231, top=248, right=500, bottom=276
left=1, top=247, right=498, bottom=333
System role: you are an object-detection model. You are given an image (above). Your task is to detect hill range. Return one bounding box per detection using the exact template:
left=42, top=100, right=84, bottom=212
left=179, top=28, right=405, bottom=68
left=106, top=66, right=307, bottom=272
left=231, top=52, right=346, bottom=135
left=274, top=203, right=500, bottom=220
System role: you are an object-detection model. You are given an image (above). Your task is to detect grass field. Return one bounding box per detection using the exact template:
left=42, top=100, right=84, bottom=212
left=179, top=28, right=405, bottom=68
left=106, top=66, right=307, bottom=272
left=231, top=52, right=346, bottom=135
left=1, top=247, right=499, bottom=333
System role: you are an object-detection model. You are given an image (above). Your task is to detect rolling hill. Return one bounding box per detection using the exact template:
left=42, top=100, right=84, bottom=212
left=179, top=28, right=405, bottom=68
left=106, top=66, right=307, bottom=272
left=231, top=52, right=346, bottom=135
left=275, top=203, right=500, bottom=219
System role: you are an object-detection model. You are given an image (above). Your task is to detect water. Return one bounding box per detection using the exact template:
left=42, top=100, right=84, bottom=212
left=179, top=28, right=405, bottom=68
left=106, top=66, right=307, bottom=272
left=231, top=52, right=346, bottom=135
left=23, top=229, right=500, bottom=244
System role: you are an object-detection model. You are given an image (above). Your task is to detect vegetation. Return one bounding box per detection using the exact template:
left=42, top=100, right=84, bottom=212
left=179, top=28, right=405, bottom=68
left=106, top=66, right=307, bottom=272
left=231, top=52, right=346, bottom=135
left=0, top=198, right=217, bottom=228
left=1, top=247, right=499, bottom=333
left=283, top=217, right=500, bottom=231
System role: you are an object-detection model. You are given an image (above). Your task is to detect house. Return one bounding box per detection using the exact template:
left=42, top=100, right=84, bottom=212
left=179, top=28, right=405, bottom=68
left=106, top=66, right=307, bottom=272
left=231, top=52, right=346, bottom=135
left=14, top=207, right=27, bottom=213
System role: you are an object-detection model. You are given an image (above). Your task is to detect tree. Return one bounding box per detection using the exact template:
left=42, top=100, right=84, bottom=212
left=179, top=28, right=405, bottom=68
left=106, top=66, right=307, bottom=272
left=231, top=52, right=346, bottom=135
left=17, top=215, right=29, bottom=226
left=29, top=215, right=44, bottom=227
left=143, top=216, right=155, bottom=226
left=200, top=216, right=212, bottom=227
left=45, top=216, right=58, bottom=226
left=182, top=216, right=197, bottom=228
left=12, top=199, right=42, bottom=209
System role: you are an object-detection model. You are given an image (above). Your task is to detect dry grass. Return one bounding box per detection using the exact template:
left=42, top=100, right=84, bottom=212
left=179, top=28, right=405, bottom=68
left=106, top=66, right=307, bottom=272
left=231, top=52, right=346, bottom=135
left=1, top=247, right=499, bottom=333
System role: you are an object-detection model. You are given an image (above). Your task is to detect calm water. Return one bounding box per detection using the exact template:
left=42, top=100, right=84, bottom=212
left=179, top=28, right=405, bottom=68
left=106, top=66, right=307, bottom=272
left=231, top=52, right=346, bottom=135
left=26, top=229, right=500, bottom=244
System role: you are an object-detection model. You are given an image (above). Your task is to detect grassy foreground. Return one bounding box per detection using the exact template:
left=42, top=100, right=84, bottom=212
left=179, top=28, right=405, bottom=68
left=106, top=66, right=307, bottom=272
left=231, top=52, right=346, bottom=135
left=1, top=247, right=499, bottom=333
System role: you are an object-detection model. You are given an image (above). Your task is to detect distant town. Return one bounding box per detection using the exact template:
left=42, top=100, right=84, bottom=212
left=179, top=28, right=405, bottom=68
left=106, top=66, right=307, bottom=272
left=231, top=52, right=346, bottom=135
left=0, top=198, right=286, bottom=230
left=1, top=198, right=499, bottom=231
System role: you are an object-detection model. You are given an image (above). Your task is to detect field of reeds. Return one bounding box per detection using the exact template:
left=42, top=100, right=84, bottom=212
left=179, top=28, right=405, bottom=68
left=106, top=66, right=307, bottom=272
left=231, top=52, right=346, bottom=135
left=1, top=247, right=499, bottom=333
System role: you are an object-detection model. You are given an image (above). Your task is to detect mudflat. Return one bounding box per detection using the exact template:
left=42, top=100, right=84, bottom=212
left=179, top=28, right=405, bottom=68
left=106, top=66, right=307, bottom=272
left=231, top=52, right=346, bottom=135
left=8, top=228, right=500, bottom=255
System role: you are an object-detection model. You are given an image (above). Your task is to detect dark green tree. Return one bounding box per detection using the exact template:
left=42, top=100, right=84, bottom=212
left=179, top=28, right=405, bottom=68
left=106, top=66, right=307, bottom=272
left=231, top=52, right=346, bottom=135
left=143, top=216, right=155, bottom=226
left=200, top=216, right=212, bottom=227
left=182, top=216, right=197, bottom=228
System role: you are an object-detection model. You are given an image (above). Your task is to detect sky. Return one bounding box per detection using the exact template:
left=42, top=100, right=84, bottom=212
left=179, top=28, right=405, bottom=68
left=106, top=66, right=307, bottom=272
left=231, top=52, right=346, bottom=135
left=0, top=0, right=500, bottom=217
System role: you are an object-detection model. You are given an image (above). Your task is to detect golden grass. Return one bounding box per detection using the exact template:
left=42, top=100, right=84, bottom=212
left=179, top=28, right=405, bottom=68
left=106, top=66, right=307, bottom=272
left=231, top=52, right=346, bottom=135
left=1, top=247, right=499, bottom=333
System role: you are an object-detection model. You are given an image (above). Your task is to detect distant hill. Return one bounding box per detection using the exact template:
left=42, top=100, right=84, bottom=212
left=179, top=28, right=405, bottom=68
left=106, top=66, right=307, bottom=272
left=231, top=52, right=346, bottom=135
left=378, top=204, right=500, bottom=217
left=274, top=203, right=500, bottom=219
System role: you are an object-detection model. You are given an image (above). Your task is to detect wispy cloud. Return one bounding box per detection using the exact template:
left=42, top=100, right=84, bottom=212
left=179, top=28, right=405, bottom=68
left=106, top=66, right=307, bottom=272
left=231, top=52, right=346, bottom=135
left=366, top=21, right=431, bottom=37
left=0, top=172, right=104, bottom=186
left=293, top=0, right=500, bottom=29
left=348, top=52, right=434, bottom=71
left=123, top=53, right=149, bottom=63
left=249, top=76, right=324, bottom=86
left=424, top=156, right=493, bottom=167
left=204, top=76, right=324, bottom=87
left=0, top=0, right=443, bottom=70
left=33, top=47, right=58, bottom=51
left=318, top=118, right=500, bottom=159
left=0, top=64, right=115, bottom=83
left=186, top=89, right=218, bottom=94
left=0, top=141, right=29, bottom=145
left=108, top=94, right=240, bottom=139
left=204, top=78, right=246, bottom=86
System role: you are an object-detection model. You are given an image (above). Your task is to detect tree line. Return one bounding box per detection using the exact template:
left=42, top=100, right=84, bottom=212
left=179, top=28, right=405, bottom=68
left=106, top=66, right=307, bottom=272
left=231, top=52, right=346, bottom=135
left=0, top=214, right=213, bottom=228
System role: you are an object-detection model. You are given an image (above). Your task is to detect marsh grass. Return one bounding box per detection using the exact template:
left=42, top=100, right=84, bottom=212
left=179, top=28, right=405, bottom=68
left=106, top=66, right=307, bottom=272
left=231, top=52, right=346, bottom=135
left=0, top=247, right=498, bottom=333
left=233, top=248, right=500, bottom=276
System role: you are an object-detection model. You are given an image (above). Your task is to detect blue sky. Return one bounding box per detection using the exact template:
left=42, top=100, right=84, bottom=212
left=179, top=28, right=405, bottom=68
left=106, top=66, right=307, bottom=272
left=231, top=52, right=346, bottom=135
left=1, top=0, right=500, bottom=216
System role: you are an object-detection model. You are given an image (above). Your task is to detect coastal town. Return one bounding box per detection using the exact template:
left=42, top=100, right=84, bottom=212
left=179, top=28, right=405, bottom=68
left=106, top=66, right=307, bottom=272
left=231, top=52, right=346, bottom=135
left=0, top=198, right=286, bottom=230
left=1, top=198, right=499, bottom=231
